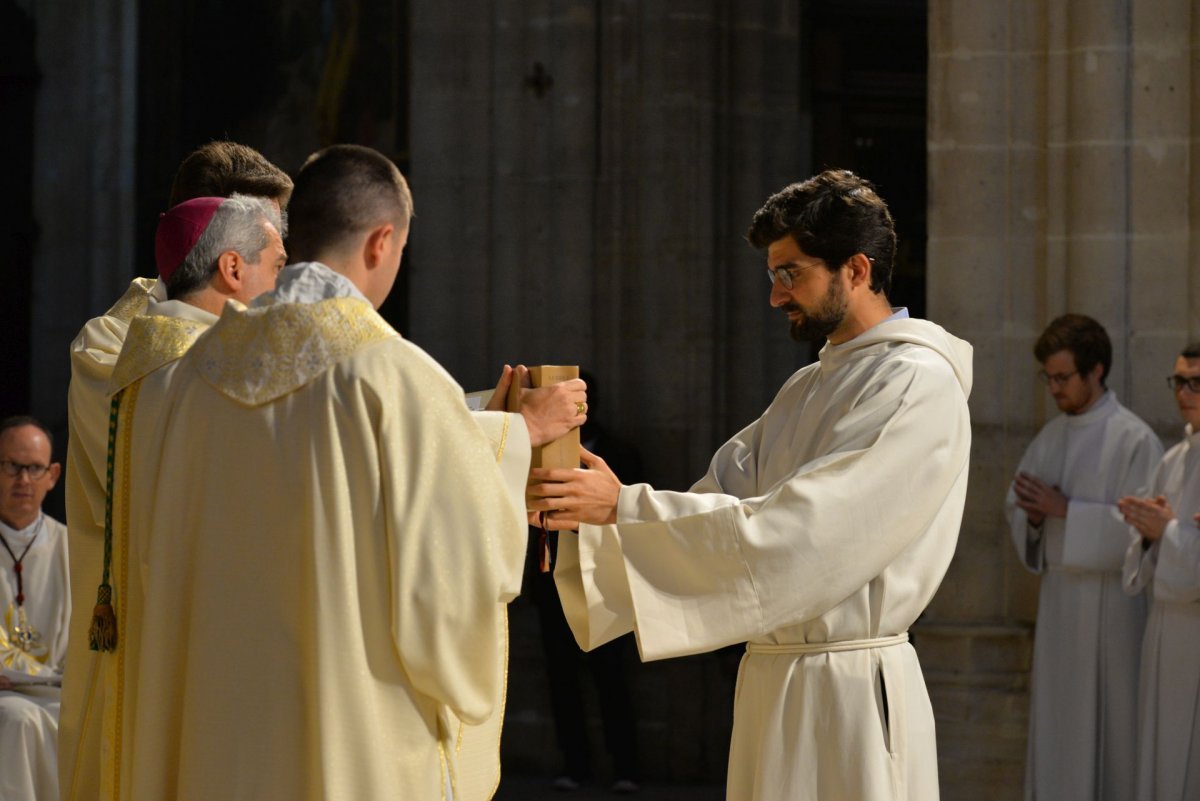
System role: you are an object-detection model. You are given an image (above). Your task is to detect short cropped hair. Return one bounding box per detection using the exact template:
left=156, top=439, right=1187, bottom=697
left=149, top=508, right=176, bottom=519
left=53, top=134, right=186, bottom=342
left=285, top=145, right=413, bottom=263
left=166, top=194, right=283, bottom=300
left=0, top=415, right=53, bottom=448
left=1181, top=341, right=1200, bottom=359
left=746, top=169, right=897, bottom=295
left=1034, top=313, right=1112, bottom=385
left=169, top=141, right=294, bottom=210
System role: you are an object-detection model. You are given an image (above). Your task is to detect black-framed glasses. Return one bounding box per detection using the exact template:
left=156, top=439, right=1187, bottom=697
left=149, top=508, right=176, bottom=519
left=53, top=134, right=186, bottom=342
left=1167, top=375, right=1200, bottom=393
left=1037, top=370, right=1078, bottom=386
left=0, top=460, right=51, bottom=480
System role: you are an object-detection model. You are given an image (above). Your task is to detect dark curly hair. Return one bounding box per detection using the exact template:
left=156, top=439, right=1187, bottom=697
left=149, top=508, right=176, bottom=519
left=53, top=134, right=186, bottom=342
left=746, top=169, right=897, bottom=295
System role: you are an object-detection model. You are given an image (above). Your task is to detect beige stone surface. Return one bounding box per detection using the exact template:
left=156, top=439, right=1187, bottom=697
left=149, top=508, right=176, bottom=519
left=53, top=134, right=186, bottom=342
left=929, top=1, right=1200, bottom=798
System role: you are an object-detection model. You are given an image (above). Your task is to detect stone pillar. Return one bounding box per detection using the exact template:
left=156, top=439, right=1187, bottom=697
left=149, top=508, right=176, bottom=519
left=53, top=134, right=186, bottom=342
left=28, top=0, right=139, bottom=423
left=27, top=0, right=139, bottom=427
left=927, top=1, right=1200, bottom=797
left=409, top=0, right=803, bottom=490
left=408, top=0, right=803, bottom=781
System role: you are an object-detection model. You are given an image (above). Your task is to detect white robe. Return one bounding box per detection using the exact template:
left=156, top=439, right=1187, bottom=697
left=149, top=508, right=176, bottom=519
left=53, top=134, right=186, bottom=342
left=557, top=318, right=973, bottom=801
left=1006, top=390, right=1163, bottom=801
left=111, top=263, right=529, bottom=801
left=1122, top=424, right=1200, bottom=801
left=0, top=513, right=71, bottom=801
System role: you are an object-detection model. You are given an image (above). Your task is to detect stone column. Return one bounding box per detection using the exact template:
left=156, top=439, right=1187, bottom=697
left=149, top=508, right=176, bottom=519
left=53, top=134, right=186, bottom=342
left=27, top=0, right=138, bottom=424
left=28, top=0, right=139, bottom=426
left=408, top=0, right=803, bottom=490
left=408, top=0, right=802, bottom=781
left=927, top=1, right=1200, bottom=797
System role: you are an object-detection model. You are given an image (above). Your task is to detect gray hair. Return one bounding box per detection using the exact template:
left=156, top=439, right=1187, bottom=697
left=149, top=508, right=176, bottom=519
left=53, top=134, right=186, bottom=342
left=166, top=193, right=283, bottom=299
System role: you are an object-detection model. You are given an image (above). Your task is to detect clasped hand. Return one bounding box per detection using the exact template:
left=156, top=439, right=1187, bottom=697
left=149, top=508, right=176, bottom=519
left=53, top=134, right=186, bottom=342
left=1117, top=495, right=1174, bottom=543
left=527, top=447, right=621, bottom=529
left=1012, top=472, right=1069, bottom=526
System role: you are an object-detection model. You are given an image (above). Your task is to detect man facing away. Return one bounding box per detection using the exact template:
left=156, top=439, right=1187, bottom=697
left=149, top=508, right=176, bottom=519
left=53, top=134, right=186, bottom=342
left=0, top=416, right=68, bottom=801
left=112, top=144, right=546, bottom=800
left=1006, top=313, right=1162, bottom=801
left=62, top=192, right=285, bottom=801
left=61, top=141, right=294, bottom=801
left=1119, top=341, right=1200, bottom=800
left=530, top=170, right=974, bottom=800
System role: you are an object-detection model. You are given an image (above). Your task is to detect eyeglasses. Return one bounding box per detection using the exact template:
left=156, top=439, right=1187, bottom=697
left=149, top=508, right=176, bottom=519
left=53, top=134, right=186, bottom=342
left=766, top=256, right=874, bottom=290
left=0, top=460, right=51, bottom=480
left=1037, top=370, right=1078, bottom=387
left=766, top=264, right=813, bottom=290
left=1167, top=375, right=1200, bottom=393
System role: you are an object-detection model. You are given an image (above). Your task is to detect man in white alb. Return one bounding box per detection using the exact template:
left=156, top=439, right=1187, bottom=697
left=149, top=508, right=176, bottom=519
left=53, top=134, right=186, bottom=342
left=0, top=416, right=69, bottom=801
left=530, top=169, right=973, bottom=801
left=1007, top=313, right=1162, bottom=801
left=1119, top=341, right=1200, bottom=800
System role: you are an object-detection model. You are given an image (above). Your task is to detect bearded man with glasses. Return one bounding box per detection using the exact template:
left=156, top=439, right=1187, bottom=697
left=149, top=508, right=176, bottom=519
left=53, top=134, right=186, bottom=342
left=1006, top=313, right=1163, bottom=801
left=1119, top=341, right=1200, bottom=800
left=530, top=170, right=973, bottom=801
left=0, top=416, right=68, bottom=801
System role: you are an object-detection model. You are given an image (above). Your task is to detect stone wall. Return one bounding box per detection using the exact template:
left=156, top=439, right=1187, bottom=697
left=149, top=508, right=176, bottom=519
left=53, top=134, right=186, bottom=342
left=928, top=1, right=1200, bottom=797
left=407, top=0, right=805, bottom=782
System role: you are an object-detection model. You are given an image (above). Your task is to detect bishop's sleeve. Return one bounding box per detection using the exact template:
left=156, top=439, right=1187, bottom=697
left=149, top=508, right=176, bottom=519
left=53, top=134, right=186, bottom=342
left=67, top=314, right=129, bottom=532
left=558, top=352, right=970, bottom=660
left=471, top=410, right=533, bottom=589
left=379, top=355, right=528, bottom=726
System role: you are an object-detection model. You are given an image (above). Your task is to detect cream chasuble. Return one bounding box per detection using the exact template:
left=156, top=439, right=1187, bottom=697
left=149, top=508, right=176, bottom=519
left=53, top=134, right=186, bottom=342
left=110, top=265, right=528, bottom=801
left=1006, top=390, right=1162, bottom=801
left=0, top=513, right=70, bottom=801
left=64, top=285, right=216, bottom=801
left=62, top=276, right=164, bottom=801
left=557, top=318, right=973, bottom=801
left=1123, top=424, right=1200, bottom=801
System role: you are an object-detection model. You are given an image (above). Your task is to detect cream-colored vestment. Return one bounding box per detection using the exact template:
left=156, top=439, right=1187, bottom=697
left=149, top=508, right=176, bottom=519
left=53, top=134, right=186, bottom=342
left=557, top=318, right=973, bottom=801
left=0, top=513, right=70, bottom=801
left=108, top=263, right=528, bottom=801
left=1123, top=424, right=1200, bottom=801
left=61, top=276, right=164, bottom=801
left=1006, top=390, right=1162, bottom=801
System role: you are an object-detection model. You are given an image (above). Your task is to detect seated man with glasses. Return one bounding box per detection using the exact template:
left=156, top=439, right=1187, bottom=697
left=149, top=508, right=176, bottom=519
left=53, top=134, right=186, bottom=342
left=1119, top=341, right=1200, bottom=800
left=1006, top=313, right=1163, bottom=801
left=0, top=415, right=68, bottom=801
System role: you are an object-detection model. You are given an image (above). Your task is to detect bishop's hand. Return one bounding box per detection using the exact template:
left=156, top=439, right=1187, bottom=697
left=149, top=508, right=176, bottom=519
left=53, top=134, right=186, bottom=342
left=485, top=365, right=587, bottom=447
left=528, top=447, right=620, bottom=529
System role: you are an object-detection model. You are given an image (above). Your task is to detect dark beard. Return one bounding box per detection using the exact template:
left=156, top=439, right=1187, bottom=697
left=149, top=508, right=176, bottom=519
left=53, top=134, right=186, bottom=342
left=785, top=280, right=847, bottom=342
left=788, top=309, right=843, bottom=342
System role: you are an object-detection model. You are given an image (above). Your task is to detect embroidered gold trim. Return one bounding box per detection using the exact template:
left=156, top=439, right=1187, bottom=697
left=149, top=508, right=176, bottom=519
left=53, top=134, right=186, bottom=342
left=495, top=414, right=510, bottom=464
left=104, top=278, right=157, bottom=323
left=192, top=297, right=396, bottom=406
left=109, top=315, right=211, bottom=393
left=101, top=378, right=141, bottom=801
